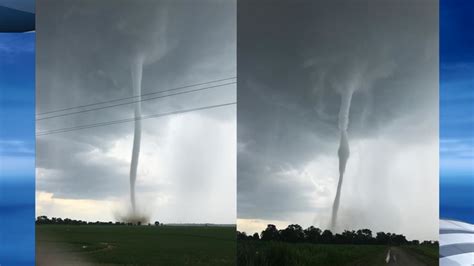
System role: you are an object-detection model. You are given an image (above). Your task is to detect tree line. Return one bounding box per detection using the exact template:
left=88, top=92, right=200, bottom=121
left=35, top=216, right=160, bottom=226
left=237, top=224, right=438, bottom=246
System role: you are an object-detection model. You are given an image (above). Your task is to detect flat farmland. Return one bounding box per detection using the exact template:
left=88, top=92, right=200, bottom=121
left=36, top=224, right=236, bottom=265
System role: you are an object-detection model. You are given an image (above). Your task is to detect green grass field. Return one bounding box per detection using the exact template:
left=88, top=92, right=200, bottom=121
left=36, top=224, right=236, bottom=265
left=403, top=245, right=439, bottom=266
left=237, top=241, right=388, bottom=266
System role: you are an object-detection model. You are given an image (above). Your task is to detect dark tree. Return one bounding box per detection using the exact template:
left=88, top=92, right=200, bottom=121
left=252, top=233, right=260, bottom=240
left=237, top=231, right=248, bottom=240
left=36, top=216, right=49, bottom=224
left=321, top=229, right=334, bottom=244
left=261, top=224, right=280, bottom=241
left=356, top=229, right=372, bottom=244
left=304, top=226, right=322, bottom=243
left=392, top=234, right=408, bottom=245
left=342, top=230, right=356, bottom=244
left=280, top=224, right=305, bottom=243
left=376, top=232, right=389, bottom=244
left=238, top=224, right=429, bottom=246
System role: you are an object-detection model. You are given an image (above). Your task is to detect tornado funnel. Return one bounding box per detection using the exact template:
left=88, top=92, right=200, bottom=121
left=331, top=130, right=350, bottom=229
left=129, top=56, right=143, bottom=214
left=331, top=91, right=353, bottom=230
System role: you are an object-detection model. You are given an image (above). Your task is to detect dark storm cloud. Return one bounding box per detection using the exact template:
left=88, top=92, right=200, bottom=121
left=36, top=135, right=130, bottom=199
left=37, top=0, right=236, bottom=201
left=37, top=0, right=235, bottom=116
left=237, top=0, right=438, bottom=221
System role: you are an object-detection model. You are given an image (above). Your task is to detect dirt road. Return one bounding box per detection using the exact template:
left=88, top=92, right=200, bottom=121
left=386, top=247, right=428, bottom=266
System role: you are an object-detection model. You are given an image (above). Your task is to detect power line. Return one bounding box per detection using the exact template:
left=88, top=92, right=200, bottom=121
left=36, top=76, right=236, bottom=116
left=37, top=81, right=235, bottom=121
left=36, top=102, right=236, bottom=136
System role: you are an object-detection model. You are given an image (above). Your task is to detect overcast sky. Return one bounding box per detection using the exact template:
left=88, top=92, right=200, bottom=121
left=36, top=0, right=236, bottom=224
left=237, top=0, right=438, bottom=240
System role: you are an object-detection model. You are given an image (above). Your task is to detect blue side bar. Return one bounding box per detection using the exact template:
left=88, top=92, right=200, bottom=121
left=0, top=32, right=35, bottom=265
left=439, top=0, right=474, bottom=224
left=439, top=0, right=474, bottom=264
left=0, top=0, right=35, bottom=33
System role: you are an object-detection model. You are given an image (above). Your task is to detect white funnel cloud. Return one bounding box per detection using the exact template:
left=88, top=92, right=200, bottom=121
left=331, top=91, right=353, bottom=230
left=307, top=57, right=395, bottom=230
left=124, top=4, right=171, bottom=216
left=129, top=56, right=144, bottom=214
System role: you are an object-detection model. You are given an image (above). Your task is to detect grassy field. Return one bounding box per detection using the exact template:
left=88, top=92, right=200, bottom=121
left=403, top=245, right=439, bottom=266
left=36, top=224, right=236, bottom=265
left=237, top=241, right=388, bottom=266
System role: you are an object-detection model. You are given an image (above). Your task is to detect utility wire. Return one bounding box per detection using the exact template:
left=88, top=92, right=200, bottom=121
left=36, top=76, right=236, bottom=116
left=36, top=102, right=236, bottom=136
left=36, top=81, right=235, bottom=121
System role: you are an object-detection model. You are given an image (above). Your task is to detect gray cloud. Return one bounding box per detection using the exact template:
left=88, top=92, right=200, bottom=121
left=36, top=0, right=236, bottom=224
left=237, top=0, right=438, bottom=239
